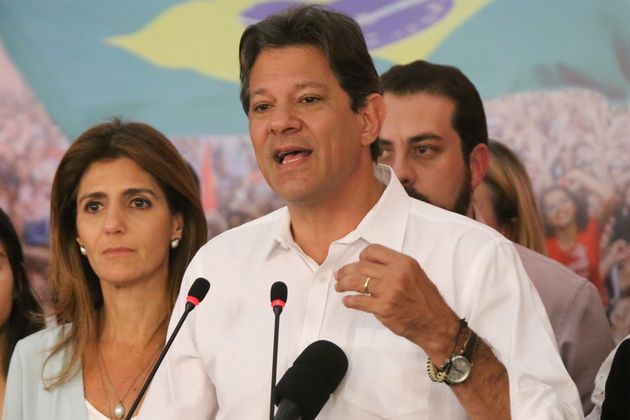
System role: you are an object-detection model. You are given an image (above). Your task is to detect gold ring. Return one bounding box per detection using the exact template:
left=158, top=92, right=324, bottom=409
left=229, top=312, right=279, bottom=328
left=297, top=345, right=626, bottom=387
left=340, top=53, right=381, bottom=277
left=363, top=276, right=373, bottom=295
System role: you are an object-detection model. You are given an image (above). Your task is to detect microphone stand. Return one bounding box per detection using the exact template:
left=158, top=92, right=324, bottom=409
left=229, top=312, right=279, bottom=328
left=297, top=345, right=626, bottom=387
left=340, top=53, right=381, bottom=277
left=124, top=301, right=196, bottom=420
left=270, top=306, right=281, bottom=420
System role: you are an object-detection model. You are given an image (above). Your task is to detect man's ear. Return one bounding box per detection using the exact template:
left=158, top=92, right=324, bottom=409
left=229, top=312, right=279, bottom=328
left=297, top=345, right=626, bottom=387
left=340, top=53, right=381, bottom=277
left=360, top=93, right=386, bottom=147
left=469, top=143, right=490, bottom=191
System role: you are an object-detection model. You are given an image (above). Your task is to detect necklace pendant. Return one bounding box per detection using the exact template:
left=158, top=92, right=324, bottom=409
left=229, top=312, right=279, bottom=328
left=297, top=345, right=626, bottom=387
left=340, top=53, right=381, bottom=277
left=114, top=402, right=125, bottom=419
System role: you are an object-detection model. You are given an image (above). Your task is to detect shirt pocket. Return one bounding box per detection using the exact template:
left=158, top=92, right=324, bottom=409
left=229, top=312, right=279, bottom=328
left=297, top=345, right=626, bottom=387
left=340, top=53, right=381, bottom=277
left=341, top=327, right=430, bottom=418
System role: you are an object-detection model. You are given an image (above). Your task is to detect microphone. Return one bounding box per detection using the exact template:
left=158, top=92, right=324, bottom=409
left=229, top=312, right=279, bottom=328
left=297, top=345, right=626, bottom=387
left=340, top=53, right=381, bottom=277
left=125, top=277, right=210, bottom=420
left=270, top=281, right=288, bottom=420
left=271, top=281, right=288, bottom=315
left=274, top=340, right=348, bottom=420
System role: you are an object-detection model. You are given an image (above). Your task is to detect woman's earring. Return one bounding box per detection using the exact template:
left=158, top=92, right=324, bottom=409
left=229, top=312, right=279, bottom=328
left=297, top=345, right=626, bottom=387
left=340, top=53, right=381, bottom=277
left=170, top=238, right=180, bottom=249
left=79, top=244, right=87, bottom=255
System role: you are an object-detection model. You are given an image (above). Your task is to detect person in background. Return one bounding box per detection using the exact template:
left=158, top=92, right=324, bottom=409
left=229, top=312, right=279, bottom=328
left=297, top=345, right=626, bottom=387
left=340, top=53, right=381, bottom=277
left=587, top=334, right=630, bottom=420
left=601, top=182, right=630, bottom=315
left=3, top=119, right=207, bottom=420
left=0, top=207, right=44, bottom=418
left=378, top=59, right=614, bottom=414
left=540, top=170, right=617, bottom=304
left=605, top=182, right=630, bottom=246
left=473, top=140, right=547, bottom=255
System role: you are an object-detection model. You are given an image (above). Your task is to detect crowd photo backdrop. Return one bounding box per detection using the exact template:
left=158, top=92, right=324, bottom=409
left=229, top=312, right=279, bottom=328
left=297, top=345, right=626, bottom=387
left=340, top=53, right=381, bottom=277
left=1, top=0, right=630, bottom=340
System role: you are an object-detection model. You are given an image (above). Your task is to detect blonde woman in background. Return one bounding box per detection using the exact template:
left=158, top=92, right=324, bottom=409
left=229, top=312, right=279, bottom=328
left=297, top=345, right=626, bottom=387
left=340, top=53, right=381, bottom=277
left=473, top=140, right=547, bottom=255
left=473, top=139, right=614, bottom=413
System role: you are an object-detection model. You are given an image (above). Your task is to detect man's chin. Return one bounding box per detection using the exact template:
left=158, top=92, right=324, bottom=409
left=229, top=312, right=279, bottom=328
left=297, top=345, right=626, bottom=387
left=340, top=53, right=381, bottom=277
left=404, top=187, right=432, bottom=205
left=404, top=186, right=470, bottom=216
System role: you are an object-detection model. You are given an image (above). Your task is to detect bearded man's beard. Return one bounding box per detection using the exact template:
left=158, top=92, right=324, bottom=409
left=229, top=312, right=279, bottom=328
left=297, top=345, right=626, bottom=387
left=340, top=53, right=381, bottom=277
left=404, top=168, right=472, bottom=216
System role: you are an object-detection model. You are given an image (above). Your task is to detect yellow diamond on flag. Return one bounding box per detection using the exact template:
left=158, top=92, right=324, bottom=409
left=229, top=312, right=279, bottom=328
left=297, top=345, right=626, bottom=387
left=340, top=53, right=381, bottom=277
left=106, top=0, right=260, bottom=83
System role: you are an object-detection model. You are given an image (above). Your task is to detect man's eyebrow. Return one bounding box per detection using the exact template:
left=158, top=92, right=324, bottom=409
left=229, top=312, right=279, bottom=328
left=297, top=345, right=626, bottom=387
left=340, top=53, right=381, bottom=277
left=294, top=81, right=329, bottom=91
left=250, top=81, right=329, bottom=98
left=408, top=133, right=443, bottom=143
left=378, top=133, right=443, bottom=146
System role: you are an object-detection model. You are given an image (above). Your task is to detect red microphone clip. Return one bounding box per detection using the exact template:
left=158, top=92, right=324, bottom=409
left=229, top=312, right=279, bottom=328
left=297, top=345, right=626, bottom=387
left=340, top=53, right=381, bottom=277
left=271, top=299, right=286, bottom=309
left=187, top=295, right=201, bottom=307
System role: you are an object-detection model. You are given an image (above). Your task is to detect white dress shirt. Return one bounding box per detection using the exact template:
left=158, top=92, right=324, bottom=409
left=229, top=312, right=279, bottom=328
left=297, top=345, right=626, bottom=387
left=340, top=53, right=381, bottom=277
left=140, top=165, right=582, bottom=420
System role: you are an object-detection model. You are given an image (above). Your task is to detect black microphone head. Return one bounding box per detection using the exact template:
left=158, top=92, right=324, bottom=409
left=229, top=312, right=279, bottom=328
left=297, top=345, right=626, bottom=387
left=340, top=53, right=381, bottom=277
left=270, top=281, right=288, bottom=305
left=275, top=340, right=348, bottom=420
left=187, top=277, right=210, bottom=305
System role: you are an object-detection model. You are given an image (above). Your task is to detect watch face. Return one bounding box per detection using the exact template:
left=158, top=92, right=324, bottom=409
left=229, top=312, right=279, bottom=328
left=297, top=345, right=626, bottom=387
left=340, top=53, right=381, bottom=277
left=446, top=355, right=471, bottom=384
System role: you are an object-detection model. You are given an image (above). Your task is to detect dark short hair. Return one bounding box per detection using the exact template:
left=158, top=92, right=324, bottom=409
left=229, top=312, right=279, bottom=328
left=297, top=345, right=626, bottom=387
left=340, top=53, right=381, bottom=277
left=540, top=186, right=589, bottom=236
left=239, top=5, right=382, bottom=160
left=380, top=60, right=487, bottom=163
left=0, top=207, right=44, bottom=377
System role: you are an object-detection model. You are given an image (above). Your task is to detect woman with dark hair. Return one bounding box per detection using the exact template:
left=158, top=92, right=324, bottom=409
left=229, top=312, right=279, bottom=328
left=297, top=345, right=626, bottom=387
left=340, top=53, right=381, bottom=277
left=3, top=119, right=207, bottom=419
left=0, top=207, right=44, bottom=417
left=540, top=170, right=617, bottom=304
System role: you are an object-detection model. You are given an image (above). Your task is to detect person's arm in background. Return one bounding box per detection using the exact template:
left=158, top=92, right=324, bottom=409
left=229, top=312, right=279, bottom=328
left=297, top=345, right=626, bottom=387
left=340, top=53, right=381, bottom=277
left=564, top=169, right=618, bottom=229
left=600, top=239, right=630, bottom=279
left=558, top=279, right=615, bottom=413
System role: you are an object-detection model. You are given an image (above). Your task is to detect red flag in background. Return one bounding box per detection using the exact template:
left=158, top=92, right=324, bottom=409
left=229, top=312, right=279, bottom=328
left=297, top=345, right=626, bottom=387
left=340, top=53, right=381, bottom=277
left=201, top=143, right=217, bottom=210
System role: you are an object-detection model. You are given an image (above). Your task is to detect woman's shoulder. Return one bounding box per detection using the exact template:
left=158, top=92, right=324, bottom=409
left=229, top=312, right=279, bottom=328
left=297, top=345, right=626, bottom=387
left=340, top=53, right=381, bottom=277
left=11, top=324, right=75, bottom=385
left=15, top=324, right=70, bottom=355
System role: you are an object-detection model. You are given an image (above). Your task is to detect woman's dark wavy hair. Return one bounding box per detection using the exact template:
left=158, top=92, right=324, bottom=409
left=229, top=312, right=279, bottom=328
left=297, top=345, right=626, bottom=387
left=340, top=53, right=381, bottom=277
left=238, top=4, right=382, bottom=161
left=540, top=185, right=589, bottom=236
left=1, top=207, right=44, bottom=377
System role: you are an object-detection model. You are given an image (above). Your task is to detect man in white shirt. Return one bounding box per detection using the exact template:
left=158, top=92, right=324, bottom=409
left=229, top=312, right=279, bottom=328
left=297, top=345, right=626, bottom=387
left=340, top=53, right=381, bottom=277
left=377, top=59, right=613, bottom=414
left=140, top=5, right=582, bottom=419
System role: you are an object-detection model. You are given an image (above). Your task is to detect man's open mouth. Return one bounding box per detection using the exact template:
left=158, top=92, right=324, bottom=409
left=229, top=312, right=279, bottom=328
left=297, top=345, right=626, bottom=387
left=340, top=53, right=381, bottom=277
left=275, top=149, right=313, bottom=164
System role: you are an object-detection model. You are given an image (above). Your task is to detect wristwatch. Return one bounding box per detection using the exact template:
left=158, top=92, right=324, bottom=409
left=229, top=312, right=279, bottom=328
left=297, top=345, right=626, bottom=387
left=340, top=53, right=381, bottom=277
left=427, top=326, right=479, bottom=386
left=444, top=329, right=479, bottom=385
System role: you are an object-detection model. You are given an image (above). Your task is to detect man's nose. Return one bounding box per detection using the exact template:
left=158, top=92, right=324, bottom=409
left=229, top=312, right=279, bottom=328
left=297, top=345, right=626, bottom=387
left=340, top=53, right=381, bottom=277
left=269, top=105, right=301, bottom=135
left=391, top=154, right=417, bottom=188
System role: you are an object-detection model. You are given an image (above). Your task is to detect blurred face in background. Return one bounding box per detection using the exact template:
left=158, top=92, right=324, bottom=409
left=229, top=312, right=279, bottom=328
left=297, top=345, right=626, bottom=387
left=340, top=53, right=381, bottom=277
left=0, top=241, right=14, bottom=329
left=542, top=188, right=576, bottom=230
left=75, top=157, right=182, bottom=289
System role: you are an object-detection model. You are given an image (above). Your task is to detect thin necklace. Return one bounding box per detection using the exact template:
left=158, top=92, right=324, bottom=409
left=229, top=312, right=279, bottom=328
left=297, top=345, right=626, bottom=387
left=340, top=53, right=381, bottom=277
left=97, top=345, right=160, bottom=419
left=96, top=320, right=166, bottom=419
left=96, top=353, right=116, bottom=419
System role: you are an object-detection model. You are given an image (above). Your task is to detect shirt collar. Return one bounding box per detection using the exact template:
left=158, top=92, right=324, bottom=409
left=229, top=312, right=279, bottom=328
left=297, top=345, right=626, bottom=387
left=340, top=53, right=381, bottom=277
left=336, top=164, right=409, bottom=252
left=260, top=164, right=410, bottom=261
